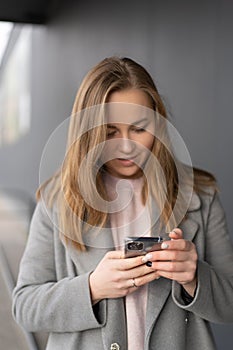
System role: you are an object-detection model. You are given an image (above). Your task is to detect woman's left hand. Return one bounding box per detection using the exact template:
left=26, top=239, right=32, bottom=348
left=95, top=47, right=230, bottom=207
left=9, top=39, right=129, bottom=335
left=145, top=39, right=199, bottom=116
left=143, top=228, right=198, bottom=296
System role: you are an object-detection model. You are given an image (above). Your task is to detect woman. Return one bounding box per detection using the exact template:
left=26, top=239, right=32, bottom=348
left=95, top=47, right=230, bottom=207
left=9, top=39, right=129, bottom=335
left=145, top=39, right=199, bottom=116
left=13, top=57, right=233, bottom=350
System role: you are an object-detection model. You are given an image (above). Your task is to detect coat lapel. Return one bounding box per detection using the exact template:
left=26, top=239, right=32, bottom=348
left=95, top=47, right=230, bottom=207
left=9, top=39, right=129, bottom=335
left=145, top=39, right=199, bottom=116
left=145, top=276, right=171, bottom=344
left=145, top=191, right=201, bottom=341
left=180, top=190, right=200, bottom=241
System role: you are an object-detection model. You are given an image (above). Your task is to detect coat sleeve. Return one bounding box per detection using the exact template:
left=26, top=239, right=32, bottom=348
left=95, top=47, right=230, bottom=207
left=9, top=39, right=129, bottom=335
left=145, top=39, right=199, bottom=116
left=172, top=191, right=233, bottom=323
left=12, top=201, right=106, bottom=332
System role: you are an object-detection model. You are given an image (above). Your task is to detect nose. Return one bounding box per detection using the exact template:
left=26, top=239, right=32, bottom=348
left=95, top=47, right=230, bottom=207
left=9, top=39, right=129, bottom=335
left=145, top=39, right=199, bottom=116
left=118, top=137, right=136, bottom=155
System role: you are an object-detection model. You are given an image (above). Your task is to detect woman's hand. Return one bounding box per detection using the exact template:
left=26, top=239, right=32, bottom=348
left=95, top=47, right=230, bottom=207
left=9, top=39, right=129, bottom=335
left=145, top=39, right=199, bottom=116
left=142, top=228, right=198, bottom=296
left=89, top=250, right=159, bottom=304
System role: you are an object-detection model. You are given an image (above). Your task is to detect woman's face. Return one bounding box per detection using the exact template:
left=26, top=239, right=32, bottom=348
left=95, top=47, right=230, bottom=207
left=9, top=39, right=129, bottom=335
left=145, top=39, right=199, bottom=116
left=102, top=89, right=155, bottom=179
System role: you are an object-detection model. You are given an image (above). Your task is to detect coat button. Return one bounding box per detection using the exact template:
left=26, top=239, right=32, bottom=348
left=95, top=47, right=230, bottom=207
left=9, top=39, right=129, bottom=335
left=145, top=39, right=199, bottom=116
left=110, top=343, right=120, bottom=350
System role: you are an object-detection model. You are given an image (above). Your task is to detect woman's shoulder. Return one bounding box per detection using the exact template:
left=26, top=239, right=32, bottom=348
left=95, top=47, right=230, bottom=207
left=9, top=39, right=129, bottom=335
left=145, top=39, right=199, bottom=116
left=36, top=174, right=61, bottom=210
left=193, top=167, right=218, bottom=194
left=32, top=179, right=61, bottom=232
left=189, top=167, right=227, bottom=224
left=184, top=166, right=219, bottom=214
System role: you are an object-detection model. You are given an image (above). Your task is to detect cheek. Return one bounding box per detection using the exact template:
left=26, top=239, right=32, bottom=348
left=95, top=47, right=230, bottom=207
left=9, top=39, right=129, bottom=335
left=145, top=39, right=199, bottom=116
left=143, top=135, right=155, bottom=150
left=104, top=159, right=116, bottom=171
left=99, top=142, right=116, bottom=162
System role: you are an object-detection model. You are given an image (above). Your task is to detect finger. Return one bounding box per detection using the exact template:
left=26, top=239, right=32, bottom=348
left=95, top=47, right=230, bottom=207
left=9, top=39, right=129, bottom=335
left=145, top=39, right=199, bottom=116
left=145, top=250, right=190, bottom=262
left=126, top=264, right=156, bottom=279
left=105, top=250, right=144, bottom=263
left=142, top=243, right=197, bottom=263
left=126, top=278, right=138, bottom=289
left=120, top=265, right=159, bottom=289
left=151, top=260, right=194, bottom=272
left=131, top=271, right=160, bottom=288
left=106, top=251, right=146, bottom=269
left=105, top=250, right=124, bottom=259
left=169, top=228, right=183, bottom=240
left=122, top=270, right=159, bottom=291
left=161, top=239, right=193, bottom=251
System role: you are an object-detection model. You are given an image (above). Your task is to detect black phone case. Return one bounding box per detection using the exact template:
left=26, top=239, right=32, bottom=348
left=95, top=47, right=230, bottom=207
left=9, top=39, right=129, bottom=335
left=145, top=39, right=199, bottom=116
left=124, top=235, right=170, bottom=258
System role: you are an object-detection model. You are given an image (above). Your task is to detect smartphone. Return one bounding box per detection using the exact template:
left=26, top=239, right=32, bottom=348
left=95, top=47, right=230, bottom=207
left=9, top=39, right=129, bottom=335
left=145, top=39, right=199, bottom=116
left=124, top=235, right=170, bottom=258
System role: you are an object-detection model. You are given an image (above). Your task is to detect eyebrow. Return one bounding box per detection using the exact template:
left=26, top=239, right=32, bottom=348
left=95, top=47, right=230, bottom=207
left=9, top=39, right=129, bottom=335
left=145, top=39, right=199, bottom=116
left=107, top=118, right=149, bottom=128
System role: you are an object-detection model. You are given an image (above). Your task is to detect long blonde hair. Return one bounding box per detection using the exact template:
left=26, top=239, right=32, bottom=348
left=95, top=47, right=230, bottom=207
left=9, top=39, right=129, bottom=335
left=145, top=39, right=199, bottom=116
left=37, top=57, right=217, bottom=250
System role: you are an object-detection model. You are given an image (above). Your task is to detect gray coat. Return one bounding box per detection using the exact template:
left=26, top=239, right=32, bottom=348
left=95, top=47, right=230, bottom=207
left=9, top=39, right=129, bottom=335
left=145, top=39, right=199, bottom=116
left=12, top=189, right=233, bottom=350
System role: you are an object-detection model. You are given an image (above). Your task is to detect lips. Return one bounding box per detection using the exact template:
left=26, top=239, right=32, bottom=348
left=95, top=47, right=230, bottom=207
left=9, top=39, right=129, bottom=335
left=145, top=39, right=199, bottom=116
left=117, top=158, right=136, bottom=166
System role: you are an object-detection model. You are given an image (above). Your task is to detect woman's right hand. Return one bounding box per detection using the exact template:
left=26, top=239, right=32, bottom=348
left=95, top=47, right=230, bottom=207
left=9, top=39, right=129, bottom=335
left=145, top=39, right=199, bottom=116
left=89, top=250, right=159, bottom=304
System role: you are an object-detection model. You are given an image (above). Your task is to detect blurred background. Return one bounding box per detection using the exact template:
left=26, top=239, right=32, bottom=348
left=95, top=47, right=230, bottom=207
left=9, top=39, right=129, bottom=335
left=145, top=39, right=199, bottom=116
left=0, top=0, right=232, bottom=349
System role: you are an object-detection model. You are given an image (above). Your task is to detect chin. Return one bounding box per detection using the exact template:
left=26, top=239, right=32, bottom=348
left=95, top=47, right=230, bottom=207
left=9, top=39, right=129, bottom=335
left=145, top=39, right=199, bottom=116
left=116, top=170, right=142, bottom=179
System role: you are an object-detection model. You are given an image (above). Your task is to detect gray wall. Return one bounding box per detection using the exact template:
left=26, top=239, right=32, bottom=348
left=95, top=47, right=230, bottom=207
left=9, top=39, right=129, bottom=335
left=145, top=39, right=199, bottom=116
left=0, top=0, right=232, bottom=347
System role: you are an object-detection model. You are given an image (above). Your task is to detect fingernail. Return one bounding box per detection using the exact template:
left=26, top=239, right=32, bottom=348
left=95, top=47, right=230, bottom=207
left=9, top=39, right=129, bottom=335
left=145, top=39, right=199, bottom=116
left=171, top=229, right=179, bottom=235
left=142, top=253, right=153, bottom=263
left=161, top=242, right=169, bottom=249
left=146, top=261, right=152, bottom=267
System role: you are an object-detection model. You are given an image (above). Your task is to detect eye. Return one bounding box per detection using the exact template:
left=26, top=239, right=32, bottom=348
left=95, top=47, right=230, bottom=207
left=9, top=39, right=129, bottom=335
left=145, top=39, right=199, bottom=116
left=132, top=126, right=146, bottom=133
left=106, top=129, right=117, bottom=137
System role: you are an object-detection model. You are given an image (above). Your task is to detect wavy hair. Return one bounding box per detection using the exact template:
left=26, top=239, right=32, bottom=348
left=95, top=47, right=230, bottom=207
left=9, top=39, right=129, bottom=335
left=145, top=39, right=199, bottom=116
left=37, top=57, right=217, bottom=250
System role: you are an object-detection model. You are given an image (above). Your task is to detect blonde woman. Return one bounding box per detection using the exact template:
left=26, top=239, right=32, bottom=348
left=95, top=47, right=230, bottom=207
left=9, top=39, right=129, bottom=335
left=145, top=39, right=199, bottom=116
left=13, top=57, right=233, bottom=350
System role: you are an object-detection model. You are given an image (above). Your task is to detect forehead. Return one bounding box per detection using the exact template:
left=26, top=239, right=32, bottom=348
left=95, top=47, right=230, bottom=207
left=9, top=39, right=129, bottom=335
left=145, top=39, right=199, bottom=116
left=105, top=89, right=154, bottom=125
left=108, top=89, right=153, bottom=107
left=105, top=102, right=155, bottom=125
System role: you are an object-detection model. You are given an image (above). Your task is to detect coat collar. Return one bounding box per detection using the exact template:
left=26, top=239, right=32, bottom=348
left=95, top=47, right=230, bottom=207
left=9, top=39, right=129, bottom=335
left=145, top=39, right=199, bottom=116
left=187, top=190, right=201, bottom=212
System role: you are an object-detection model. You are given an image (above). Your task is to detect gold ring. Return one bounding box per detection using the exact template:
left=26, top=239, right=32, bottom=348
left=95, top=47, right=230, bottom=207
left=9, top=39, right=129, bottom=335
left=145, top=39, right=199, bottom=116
left=132, top=278, right=138, bottom=288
